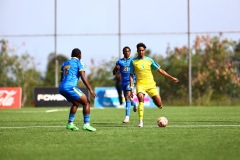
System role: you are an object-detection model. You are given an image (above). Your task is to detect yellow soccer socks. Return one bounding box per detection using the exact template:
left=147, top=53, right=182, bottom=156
left=138, top=102, right=144, bottom=127
left=138, top=102, right=144, bottom=120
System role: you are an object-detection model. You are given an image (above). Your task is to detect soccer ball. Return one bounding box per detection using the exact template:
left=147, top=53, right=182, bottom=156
left=157, top=117, right=168, bottom=127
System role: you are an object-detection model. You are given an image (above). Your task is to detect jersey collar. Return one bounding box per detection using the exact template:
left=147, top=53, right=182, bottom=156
left=123, top=57, right=130, bottom=60
left=71, top=57, right=79, bottom=60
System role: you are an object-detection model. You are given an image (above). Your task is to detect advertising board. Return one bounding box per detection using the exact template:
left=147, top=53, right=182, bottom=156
left=0, top=87, right=22, bottom=109
left=94, top=87, right=159, bottom=108
left=34, top=87, right=89, bottom=107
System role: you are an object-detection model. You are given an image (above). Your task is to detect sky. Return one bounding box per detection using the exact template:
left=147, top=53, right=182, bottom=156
left=0, top=0, right=240, bottom=75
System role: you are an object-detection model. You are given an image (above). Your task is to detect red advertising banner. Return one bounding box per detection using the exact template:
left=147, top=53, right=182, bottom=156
left=0, top=87, right=22, bottom=109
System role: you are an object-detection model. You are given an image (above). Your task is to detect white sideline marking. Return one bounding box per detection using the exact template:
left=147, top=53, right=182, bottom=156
left=45, top=109, right=59, bottom=113
left=0, top=124, right=240, bottom=129
left=0, top=108, right=107, bottom=114
left=0, top=109, right=69, bottom=113
left=45, top=108, right=104, bottom=113
left=0, top=126, right=65, bottom=129
left=167, top=124, right=240, bottom=127
left=45, top=109, right=70, bottom=112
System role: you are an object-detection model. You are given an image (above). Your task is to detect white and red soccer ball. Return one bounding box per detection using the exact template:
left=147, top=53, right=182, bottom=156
left=157, top=117, right=168, bottom=127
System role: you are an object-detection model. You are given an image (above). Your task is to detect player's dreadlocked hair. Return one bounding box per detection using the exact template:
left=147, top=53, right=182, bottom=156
left=71, top=48, right=81, bottom=57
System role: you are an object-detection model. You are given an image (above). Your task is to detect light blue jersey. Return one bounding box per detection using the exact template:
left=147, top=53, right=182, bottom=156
left=59, top=57, right=85, bottom=101
left=116, top=57, right=136, bottom=87
left=60, top=57, right=84, bottom=88
left=115, top=57, right=137, bottom=117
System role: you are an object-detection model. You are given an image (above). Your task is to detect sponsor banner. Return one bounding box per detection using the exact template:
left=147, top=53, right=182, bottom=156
left=94, top=87, right=159, bottom=108
left=0, top=87, right=22, bottom=109
left=34, top=87, right=89, bottom=107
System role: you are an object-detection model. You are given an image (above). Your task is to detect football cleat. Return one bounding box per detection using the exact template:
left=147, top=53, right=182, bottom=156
left=122, top=116, right=129, bottom=123
left=138, top=121, right=143, bottom=128
left=133, top=105, right=137, bottom=112
left=66, top=123, right=79, bottom=131
left=82, top=125, right=96, bottom=132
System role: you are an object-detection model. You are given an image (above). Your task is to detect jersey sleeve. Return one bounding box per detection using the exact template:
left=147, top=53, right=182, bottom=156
left=78, top=61, right=85, bottom=71
left=60, top=62, right=64, bottom=72
left=133, top=74, right=137, bottom=83
left=116, top=60, right=120, bottom=66
left=129, top=59, right=134, bottom=74
left=151, top=58, right=160, bottom=70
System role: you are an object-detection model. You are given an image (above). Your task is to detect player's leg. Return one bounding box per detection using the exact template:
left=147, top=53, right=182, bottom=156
left=67, top=87, right=96, bottom=131
left=136, top=84, right=146, bottom=127
left=66, top=102, right=80, bottom=131
left=59, top=87, right=80, bottom=131
left=78, top=94, right=96, bottom=132
left=147, top=86, right=162, bottom=109
left=129, top=86, right=137, bottom=112
left=68, top=103, right=78, bottom=124
left=137, top=92, right=145, bottom=127
left=152, top=95, right=163, bottom=109
left=131, top=98, right=137, bottom=112
left=116, top=83, right=123, bottom=108
left=123, top=88, right=131, bottom=123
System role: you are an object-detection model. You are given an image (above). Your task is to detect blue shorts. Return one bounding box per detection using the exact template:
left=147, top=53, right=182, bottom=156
left=121, top=83, right=131, bottom=95
left=59, top=86, right=84, bottom=102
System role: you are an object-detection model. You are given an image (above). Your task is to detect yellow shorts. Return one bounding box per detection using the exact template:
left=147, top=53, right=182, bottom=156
left=136, top=83, right=159, bottom=97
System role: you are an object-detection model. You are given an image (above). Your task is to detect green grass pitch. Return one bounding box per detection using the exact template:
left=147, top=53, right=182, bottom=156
left=0, top=107, right=240, bottom=160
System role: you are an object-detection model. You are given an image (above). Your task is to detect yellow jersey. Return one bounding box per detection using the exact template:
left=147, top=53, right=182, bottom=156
left=130, top=56, right=160, bottom=85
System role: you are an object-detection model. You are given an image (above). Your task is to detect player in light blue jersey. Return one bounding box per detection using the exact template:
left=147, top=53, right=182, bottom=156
left=113, top=46, right=137, bottom=123
left=59, top=48, right=97, bottom=132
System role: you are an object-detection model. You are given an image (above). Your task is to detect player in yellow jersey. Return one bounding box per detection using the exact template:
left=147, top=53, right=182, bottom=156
left=129, top=42, right=179, bottom=127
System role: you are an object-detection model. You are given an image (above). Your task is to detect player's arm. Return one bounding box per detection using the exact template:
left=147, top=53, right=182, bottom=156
left=60, top=71, right=63, bottom=82
left=79, top=71, right=96, bottom=98
left=112, top=65, right=120, bottom=75
left=60, top=64, right=64, bottom=82
left=130, top=73, right=134, bottom=88
left=112, top=67, right=117, bottom=75
left=157, top=68, right=179, bottom=83
left=129, top=60, right=135, bottom=97
left=130, top=73, right=134, bottom=97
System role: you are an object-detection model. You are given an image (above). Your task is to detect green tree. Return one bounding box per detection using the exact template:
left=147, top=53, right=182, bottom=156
left=87, top=58, right=116, bottom=89
left=0, top=39, right=43, bottom=106
left=151, top=46, right=189, bottom=105
left=191, top=35, right=239, bottom=105
left=153, top=35, right=239, bottom=105
left=232, top=41, right=240, bottom=77
left=43, top=53, right=68, bottom=86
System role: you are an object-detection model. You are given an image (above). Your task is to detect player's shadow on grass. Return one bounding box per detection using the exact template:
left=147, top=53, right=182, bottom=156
left=92, top=122, right=134, bottom=128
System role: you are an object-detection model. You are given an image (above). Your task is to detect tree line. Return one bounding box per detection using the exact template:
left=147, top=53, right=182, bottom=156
left=0, top=35, right=239, bottom=107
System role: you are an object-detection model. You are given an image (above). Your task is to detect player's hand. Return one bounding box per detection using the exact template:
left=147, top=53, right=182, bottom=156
left=90, top=91, right=96, bottom=98
left=172, top=77, right=179, bottom=83
left=130, top=90, right=134, bottom=98
left=113, top=65, right=120, bottom=75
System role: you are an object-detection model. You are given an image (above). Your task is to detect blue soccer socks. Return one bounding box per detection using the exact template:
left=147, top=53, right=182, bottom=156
left=83, top=114, right=90, bottom=125
left=68, top=113, right=76, bottom=124
left=126, top=100, right=131, bottom=116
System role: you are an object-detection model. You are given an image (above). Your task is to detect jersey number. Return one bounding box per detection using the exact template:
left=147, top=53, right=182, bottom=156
left=123, top=66, right=130, bottom=72
left=63, top=65, right=70, bottom=76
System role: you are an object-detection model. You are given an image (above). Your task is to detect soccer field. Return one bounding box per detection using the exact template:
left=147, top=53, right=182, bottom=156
left=0, top=107, right=240, bottom=160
